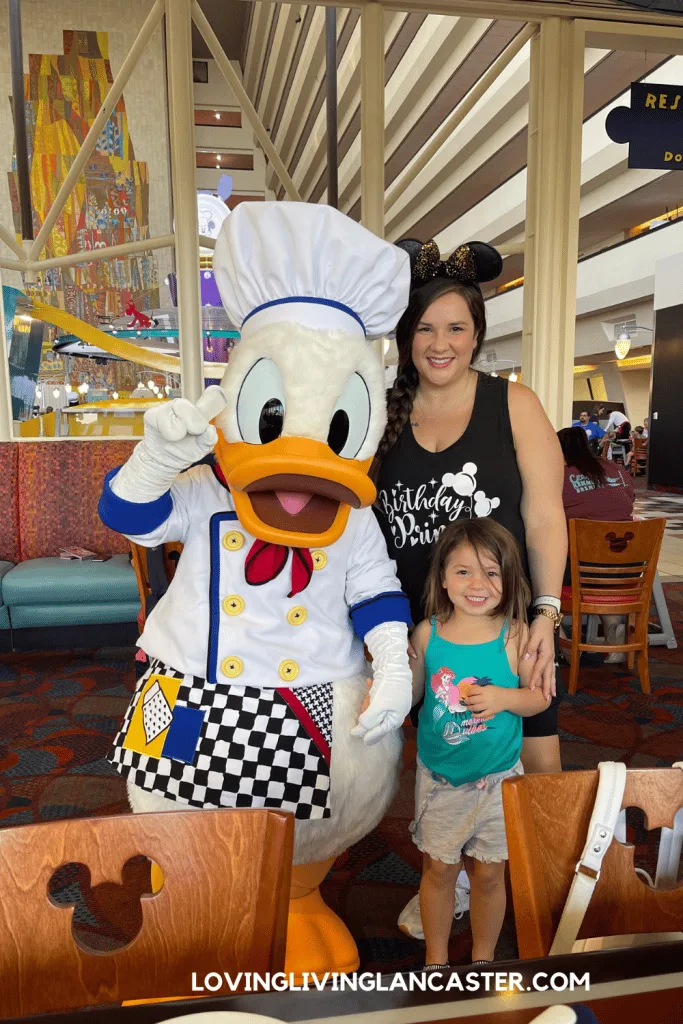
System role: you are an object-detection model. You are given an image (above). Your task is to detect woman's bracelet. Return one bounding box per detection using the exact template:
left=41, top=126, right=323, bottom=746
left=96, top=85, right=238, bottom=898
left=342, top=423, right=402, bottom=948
left=532, top=595, right=561, bottom=613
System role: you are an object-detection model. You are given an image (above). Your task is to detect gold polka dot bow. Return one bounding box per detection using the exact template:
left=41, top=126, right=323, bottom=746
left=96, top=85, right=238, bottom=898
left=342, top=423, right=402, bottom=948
left=412, top=240, right=478, bottom=285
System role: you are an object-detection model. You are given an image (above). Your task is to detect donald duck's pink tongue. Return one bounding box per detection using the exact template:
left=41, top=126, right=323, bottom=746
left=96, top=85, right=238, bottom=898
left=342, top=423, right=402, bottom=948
left=275, top=491, right=313, bottom=516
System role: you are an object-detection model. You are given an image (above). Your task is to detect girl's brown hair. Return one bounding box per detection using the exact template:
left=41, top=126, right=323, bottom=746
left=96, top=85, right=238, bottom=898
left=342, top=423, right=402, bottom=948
left=424, top=518, right=530, bottom=635
left=374, top=278, right=486, bottom=465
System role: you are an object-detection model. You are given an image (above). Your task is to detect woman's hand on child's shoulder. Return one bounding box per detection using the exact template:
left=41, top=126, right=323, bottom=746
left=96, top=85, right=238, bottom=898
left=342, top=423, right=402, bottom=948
left=507, top=619, right=530, bottom=677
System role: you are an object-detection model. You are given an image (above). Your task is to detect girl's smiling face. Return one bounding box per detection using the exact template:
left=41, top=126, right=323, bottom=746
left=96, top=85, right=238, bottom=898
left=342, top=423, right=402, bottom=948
left=443, top=542, right=502, bottom=617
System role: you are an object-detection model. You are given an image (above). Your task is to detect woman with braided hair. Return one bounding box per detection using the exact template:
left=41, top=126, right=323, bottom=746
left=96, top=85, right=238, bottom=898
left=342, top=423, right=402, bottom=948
left=372, top=238, right=567, bottom=776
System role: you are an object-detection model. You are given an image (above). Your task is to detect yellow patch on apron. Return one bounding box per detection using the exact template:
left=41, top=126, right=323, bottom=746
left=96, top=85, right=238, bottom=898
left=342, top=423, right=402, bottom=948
left=123, top=673, right=183, bottom=758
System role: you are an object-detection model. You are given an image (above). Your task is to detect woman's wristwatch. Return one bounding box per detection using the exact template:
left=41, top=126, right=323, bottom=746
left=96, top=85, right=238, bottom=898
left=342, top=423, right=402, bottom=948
left=533, top=596, right=563, bottom=629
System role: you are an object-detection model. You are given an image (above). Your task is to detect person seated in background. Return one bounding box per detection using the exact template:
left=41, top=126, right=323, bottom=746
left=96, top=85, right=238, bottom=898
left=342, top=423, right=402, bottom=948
left=572, top=410, right=605, bottom=450
left=642, top=416, right=649, bottom=439
left=624, top=425, right=647, bottom=469
left=557, top=426, right=635, bottom=663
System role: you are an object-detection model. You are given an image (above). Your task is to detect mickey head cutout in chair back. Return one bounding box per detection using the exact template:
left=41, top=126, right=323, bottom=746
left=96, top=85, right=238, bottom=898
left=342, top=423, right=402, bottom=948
left=48, top=856, right=161, bottom=953
left=605, top=530, right=635, bottom=554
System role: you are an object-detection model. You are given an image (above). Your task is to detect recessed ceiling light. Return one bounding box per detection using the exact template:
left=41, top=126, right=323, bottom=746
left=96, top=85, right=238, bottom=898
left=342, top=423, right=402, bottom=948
left=215, top=112, right=220, bottom=119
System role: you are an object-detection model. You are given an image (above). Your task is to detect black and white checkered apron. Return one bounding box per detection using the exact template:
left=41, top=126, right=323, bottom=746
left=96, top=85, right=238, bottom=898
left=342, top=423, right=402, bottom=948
left=108, top=658, right=333, bottom=819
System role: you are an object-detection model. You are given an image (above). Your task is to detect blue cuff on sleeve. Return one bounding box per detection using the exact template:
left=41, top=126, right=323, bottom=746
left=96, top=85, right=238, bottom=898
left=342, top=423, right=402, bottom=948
left=349, top=591, right=412, bottom=639
left=98, top=467, right=173, bottom=535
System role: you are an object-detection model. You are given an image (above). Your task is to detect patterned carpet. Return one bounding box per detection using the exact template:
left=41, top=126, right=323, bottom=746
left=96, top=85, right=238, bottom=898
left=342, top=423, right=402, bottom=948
left=0, top=648, right=132, bottom=827
left=0, top=586, right=681, bottom=969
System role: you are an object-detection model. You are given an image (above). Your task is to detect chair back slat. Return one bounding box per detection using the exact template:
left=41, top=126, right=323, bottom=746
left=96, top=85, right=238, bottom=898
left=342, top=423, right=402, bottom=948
left=0, top=808, right=293, bottom=1017
left=503, top=769, right=683, bottom=960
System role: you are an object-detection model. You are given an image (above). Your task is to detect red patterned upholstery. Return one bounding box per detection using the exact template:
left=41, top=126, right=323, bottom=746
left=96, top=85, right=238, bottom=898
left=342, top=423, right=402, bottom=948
left=0, top=444, right=20, bottom=563
left=561, top=585, right=639, bottom=606
left=16, top=441, right=137, bottom=560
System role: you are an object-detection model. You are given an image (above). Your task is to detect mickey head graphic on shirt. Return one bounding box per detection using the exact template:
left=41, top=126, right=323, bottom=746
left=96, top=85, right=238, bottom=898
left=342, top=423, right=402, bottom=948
left=473, top=490, right=501, bottom=517
left=442, top=463, right=500, bottom=518
left=443, top=462, right=478, bottom=498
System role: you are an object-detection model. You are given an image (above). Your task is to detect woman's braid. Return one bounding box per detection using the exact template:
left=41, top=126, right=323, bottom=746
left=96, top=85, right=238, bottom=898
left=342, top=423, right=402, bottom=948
left=376, top=363, right=418, bottom=462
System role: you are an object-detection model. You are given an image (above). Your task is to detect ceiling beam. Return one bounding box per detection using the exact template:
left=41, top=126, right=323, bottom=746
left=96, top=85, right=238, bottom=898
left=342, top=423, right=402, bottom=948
left=583, top=19, right=683, bottom=54
left=236, top=0, right=683, bottom=30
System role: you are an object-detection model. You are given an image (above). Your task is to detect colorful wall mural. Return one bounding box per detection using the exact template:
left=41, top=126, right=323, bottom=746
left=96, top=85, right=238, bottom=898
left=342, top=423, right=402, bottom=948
left=7, top=28, right=159, bottom=332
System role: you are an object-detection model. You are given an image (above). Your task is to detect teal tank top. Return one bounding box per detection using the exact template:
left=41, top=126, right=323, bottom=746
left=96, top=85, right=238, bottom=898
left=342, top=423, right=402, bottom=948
left=417, top=617, right=522, bottom=787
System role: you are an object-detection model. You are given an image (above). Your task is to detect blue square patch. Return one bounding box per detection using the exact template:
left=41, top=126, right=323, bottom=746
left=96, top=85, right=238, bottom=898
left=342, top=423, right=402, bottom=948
left=161, top=705, right=205, bottom=763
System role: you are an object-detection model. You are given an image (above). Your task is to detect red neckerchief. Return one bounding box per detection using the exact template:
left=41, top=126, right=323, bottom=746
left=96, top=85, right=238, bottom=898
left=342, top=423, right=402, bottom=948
left=214, top=463, right=314, bottom=597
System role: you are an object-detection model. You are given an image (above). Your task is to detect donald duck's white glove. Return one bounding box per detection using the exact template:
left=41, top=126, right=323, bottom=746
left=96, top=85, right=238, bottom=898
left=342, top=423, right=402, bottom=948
left=351, top=621, right=412, bottom=746
left=111, top=386, right=228, bottom=504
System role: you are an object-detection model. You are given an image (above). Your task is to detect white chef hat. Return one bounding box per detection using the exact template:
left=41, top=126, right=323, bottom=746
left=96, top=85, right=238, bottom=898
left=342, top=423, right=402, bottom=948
left=213, top=202, right=410, bottom=340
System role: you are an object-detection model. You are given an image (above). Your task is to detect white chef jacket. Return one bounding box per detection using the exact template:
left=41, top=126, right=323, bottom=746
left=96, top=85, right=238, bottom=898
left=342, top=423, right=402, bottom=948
left=100, top=464, right=411, bottom=688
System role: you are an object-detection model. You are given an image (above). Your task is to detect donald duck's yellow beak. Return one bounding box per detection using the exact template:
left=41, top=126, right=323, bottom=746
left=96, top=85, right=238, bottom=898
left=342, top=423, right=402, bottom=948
left=214, top=430, right=376, bottom=547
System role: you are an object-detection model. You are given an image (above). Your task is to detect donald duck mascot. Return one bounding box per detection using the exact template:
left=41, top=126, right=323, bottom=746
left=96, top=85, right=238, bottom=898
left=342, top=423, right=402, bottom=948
left=99, top=202, right=413, bottom=976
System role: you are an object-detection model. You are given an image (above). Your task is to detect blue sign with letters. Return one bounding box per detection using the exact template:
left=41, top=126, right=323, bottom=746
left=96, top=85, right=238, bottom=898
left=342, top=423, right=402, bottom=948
left=606, top=83, right=683, bottom=169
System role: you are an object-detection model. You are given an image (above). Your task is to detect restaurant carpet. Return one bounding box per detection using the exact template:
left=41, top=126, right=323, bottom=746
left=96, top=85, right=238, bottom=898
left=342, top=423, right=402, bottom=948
left=0, top=583, right=681, bottom=969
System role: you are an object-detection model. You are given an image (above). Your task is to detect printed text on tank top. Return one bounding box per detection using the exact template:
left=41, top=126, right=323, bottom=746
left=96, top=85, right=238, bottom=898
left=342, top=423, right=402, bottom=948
left=376, top=376, right=501, bottom=551
left=374, top=373, right=527, bottom=622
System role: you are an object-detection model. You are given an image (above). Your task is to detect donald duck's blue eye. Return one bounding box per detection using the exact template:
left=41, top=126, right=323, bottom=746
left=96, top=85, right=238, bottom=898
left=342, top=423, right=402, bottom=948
left=237, top=357, right=285, bottom=445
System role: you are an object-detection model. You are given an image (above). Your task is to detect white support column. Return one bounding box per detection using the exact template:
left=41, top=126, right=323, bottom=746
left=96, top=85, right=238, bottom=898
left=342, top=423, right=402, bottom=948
left=361, top=3, right=385, bottom=239
left=0, top=271, right=14, bottom=440
left=361, top=3, right=386, bottom=364
left=521, top=30, right=540, bottom=386
left=521, top=18, right=585, bottom=428
left=166, top=0, right=203, bottom=403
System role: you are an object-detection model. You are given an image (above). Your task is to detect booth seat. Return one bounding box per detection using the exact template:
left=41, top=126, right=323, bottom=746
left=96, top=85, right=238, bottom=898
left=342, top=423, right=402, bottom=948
left=0, top=561, right=13, bottom=630
left=2, top=556, right=139, bottom=627
left=0, top=440, right=140, bottom=650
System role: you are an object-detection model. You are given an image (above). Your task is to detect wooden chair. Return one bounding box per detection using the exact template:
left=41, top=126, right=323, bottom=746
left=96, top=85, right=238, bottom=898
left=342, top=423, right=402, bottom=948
left=0, top=808, right=293, bottom=1018
left=130, top=542, right=184, bottom=630
left=560, top=518, right=665, bottom=695
left=503, top=768, right=683, bottom=959
left=629, top=436, right=649, bottom=477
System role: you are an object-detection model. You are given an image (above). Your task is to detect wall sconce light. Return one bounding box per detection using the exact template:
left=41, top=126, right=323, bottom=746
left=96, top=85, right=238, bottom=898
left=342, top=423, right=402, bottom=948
left=614, top=330, right=631, bottom=360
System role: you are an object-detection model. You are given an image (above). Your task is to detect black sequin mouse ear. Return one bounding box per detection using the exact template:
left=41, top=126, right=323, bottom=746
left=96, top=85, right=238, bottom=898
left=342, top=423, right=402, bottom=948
left=394, top=238, right=426, bottom=275
left=464, top=241, right=504, bottom=284
left=396, top=237, right=503, bottom=288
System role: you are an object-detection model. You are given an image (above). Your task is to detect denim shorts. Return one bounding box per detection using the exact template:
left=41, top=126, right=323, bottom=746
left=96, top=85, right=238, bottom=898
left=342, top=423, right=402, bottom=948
left=410, top=757, right=523, bottom=865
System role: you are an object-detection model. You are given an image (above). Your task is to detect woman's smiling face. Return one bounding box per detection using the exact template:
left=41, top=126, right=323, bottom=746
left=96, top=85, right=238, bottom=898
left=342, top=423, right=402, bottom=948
left=411, top=290, right=478, bottom=388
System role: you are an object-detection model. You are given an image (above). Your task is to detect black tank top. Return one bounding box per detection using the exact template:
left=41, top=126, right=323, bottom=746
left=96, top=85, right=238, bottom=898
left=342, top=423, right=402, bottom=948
left=374, top=372, right=527, bottom=624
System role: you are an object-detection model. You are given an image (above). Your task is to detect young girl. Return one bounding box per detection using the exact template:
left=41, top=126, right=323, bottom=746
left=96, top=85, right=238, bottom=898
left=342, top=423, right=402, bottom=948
left=409, top=518, right=549, bottom=970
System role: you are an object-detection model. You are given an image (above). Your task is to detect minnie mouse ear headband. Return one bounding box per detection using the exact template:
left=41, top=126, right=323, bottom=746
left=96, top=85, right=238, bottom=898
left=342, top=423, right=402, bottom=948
left=396, top=238, right=503, bottom=291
